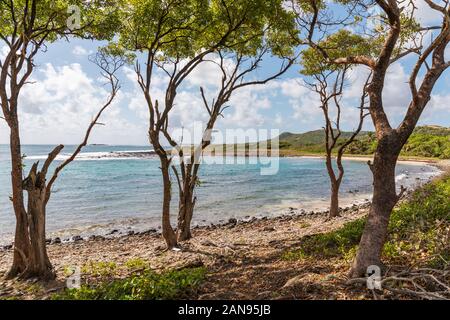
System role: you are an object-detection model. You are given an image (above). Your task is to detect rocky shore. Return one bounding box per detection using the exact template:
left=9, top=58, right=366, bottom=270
left=1, top=167, right=447, bottom=300
left=0, top=200, right=373, bottom=296
left=1, top=163, right=447, bottom=300
left=0, top=200, right=372, bottom=251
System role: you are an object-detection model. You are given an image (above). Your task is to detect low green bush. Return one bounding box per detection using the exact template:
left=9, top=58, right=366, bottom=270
left=53, top=267, right=206, bottom=300
left=282, top=218, right=366, bottom=260
left=282, top=173, right=450, bottom=267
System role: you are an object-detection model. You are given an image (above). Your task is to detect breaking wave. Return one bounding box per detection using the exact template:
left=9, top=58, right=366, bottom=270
left=26, top=149, right=155, bottom=161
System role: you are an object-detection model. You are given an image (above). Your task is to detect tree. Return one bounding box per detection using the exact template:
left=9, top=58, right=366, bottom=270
left=304, top=67, right=370, bottom=218
left=115, top=0, right=297, bottom=248
left=0, top=0, right=121, bottom=280
left=294, top=0, right=450, bottom=276
left=173, top=50, right=295, bottom=242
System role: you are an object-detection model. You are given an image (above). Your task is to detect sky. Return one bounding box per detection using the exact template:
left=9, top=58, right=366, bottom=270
left=0, top=1, right=449, bottom=146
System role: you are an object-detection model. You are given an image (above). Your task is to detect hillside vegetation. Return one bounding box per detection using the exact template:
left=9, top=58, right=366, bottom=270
left=282, top=172, right=450, bottom=299
left=278, top=126, right=450, bottom=159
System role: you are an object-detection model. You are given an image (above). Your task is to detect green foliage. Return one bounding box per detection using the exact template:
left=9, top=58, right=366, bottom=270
left=277, top=126, right=450, bottom=159
left=346, top=126, right=450, bottom=158
left=402, top=133, right=450, bottom=159
left=283, top=218, right=366, bottom=260
left=81, top=261, right=118, bottom=277
left=0, top=0, right=120, bottom=43
left=297, top=1, right=422, bottom=75
left=98, top=43, right=136, bottom=65
left=115, top=0, right=297, bottom=62
left=277, top=130, right=370, bottom=154
left=383, top=174, right=450, bottom=265
left=282, top=173, right=450, bottom=269
left=300, top=29, right=376, bottom=75
left=345, top=132, right=377, bottom=155
left=414, top=126, right=450, bottom=136
left=53, top=267, right=206, bottom=300
left=124, top=258, right=149, bottom=271
left=281, top=249, right=307, bottom=261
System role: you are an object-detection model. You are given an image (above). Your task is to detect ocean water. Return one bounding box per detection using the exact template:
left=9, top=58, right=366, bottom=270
left=0, top=145, right=441, bottom=244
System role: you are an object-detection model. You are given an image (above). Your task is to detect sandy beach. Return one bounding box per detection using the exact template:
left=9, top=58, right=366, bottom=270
left=0, top=159, right=447, bottom=300
left=0, top=200, right=371, bottom=299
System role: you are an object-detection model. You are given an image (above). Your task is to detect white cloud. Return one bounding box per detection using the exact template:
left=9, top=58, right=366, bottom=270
left=222, top=86, right=274, bottom=128
left=274, top=113, right=283, bottom=125
left=185, top=54, right=238, bottom=89
left=414, top=0, right=444, bottom=25
left=0, top=45, right=8, bottom=61
left=279, top=78, right=305, bottom=99
left=72, top=45, right=90, bottom=57
left=0, top=63, right=147, bottom=145
left=420, top=92, right=450, bottom=123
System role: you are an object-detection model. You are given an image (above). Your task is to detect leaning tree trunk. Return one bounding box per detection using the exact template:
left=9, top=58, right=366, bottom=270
left=349, top=139, right=400, bottom=277
left=177, top=186, right=196, bottom=242
left=325, top=155, right=342, bottom=219
left=6, top=122, right=30, bottom=279
left=160, top=160, right=178, bottom=249
left=329, top=182, right=341, bottom=218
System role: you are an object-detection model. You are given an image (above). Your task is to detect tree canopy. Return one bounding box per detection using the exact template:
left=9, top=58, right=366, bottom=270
left=0, top=0, right=120, bottom=45
left=115, top=0, right=298, bottom=61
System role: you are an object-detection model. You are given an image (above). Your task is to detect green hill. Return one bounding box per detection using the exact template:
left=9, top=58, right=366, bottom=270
left=278, top=126, right=450, bottom=159
left=278, top=130, right=369, bottom=153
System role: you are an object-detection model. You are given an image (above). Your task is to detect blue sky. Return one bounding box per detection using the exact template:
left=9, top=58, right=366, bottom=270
left=0, top=1, right=449, bottom=145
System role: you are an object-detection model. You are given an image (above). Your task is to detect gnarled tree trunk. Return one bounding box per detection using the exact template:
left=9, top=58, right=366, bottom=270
left=160, top=158, right=178, bottom=249
left=329, top=181, right=341, bottom=218
left=349, top=136, right=401, bottom=277
left=6, top=122, right=31, bottom=279
left=325, top=153, right=344, bottom=219
left=177, top=183, right=196, bottom=242
left=22, top=163, right=54, bottom=280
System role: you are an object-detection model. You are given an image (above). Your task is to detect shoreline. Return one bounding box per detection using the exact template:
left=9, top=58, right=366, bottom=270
left=0, top=168, right=448, bottom=300
left=1, top=200, right=373, bottom=250
left=0, top=157, right=444, bottom=249
left=0, top=199, right=373, bottom=281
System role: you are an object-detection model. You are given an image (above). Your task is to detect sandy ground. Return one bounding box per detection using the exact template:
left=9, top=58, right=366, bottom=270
left=0, top=160, right=447, bottom=300
left=0, top=202, right=371, bottom=299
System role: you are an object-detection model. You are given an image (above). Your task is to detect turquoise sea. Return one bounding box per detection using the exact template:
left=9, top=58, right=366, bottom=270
left=0, top=145, right=440, bottom=244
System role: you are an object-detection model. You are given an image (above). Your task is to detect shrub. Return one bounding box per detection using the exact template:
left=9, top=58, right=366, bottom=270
left=53, top=267, right=206, bottom=300
left=283, top=218, right=366, bottom=260
left=282, top=173, right=450, bottom=266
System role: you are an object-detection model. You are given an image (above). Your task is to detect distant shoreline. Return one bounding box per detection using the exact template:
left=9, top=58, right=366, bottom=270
left=0, top=158, right=442, bottom=249
left=0, top=149, right=445, bottom=247
left=197, top=149, right=446, bottom=165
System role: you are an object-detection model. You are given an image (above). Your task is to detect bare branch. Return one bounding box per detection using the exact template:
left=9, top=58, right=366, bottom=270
left=45, top=50, right=126, bottom=202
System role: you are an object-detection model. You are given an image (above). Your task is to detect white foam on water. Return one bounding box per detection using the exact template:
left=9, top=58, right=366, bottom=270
left=26, top=149, right=155, bottom=161
left=395, top=173, right=408, bottom=182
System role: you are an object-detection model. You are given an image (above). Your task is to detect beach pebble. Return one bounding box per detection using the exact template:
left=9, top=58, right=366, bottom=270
left=52, top=237, right=61, bottom=244
left=88, top=235, right=105, bottom=241
left=282, top=275, right=305, bottom=289
left=71, top=235, right=83, bottom=242
left=139, top=228, right=158, bottom=235
left=200, top=240, right=217, bottom=247
left=107, top=229, right=119, bottom=235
